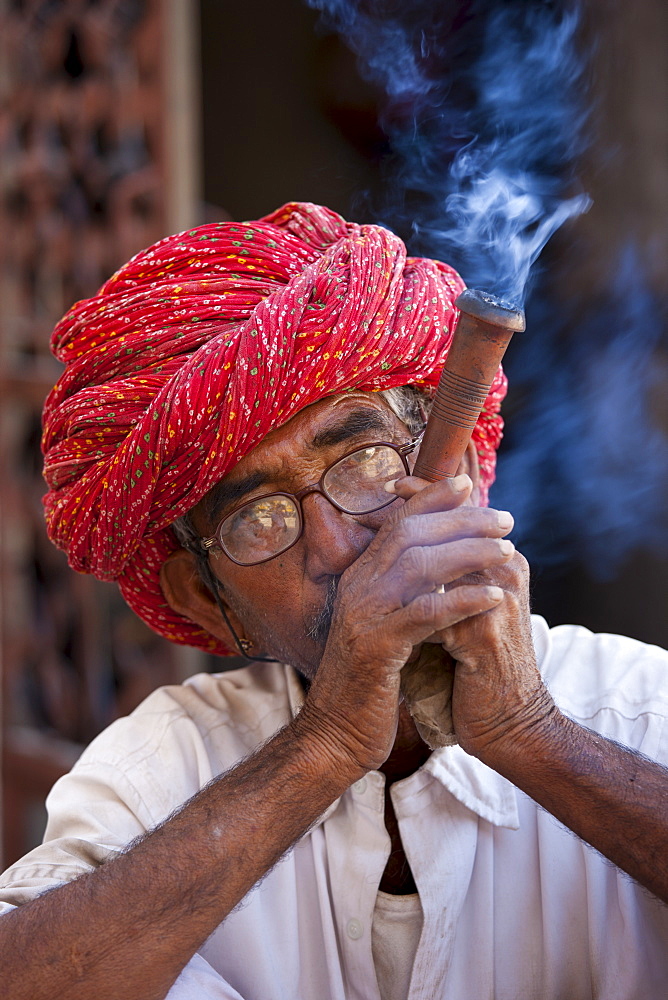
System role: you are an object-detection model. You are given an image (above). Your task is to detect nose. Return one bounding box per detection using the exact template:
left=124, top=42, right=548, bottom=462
left=301, top=492, right=376, bottom=581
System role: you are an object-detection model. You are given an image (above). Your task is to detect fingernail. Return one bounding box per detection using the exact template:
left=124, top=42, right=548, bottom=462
left=499, top=539, right=515, bottom=555
left=384, top=479, right=397, bottom=494
left=497, top=510, right=514, bottom=530
left=487, top=586, right=504, bottom=601
left=452, top=474, right=472, bottom=491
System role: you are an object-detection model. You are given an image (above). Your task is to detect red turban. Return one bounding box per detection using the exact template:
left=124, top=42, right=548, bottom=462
left=42, top=202, right=507, bottom=654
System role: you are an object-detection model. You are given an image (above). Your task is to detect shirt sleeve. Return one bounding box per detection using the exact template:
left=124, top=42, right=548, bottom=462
left=0, top=761, right=152, bottom=906
left=0, top=695, right=214, bottom=906
left=0, top=666, right=292, bottom=908
left=538, top=620, right=668, bottom=763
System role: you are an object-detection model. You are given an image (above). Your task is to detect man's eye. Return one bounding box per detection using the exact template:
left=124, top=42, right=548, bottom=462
left=329, top=446, right=404, bottom=485
left=224, top=498, right=298, bottom=539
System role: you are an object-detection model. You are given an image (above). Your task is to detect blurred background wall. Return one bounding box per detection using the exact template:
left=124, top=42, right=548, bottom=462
left=1, top=0, right=666, bottom=867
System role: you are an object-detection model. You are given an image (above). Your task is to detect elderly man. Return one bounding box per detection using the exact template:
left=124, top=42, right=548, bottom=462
left=0, top=202, right=667, bottom=1000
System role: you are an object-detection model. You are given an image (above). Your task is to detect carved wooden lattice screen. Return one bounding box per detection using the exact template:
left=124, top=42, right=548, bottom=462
left=0, top=0, right=203, bottom=867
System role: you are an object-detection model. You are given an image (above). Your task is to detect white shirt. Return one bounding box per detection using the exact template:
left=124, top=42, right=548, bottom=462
left=1, top=616, right=668, bottom=1000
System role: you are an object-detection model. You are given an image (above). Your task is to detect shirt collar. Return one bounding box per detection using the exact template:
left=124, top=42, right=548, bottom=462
left=422, top=746, right=519, bottom=828
left=285, top=664, right=518, bottom=831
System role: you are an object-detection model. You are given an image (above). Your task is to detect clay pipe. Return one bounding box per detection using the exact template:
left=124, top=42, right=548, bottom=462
left=413, top=288, right=525, bottom=483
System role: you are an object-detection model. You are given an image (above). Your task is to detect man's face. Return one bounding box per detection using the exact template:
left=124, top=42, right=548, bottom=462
left=190, top=393, right=415, bottom=678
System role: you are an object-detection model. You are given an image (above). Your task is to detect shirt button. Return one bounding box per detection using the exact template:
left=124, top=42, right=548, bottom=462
left=347, top=918, right=363, bottom=940
left=352, top=778, right=367, bottom=794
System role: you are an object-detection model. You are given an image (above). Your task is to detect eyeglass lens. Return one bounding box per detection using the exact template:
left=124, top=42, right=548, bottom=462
left=219, top=445, right=407, bottom=565
left=322, top=445, right=406, bottom=513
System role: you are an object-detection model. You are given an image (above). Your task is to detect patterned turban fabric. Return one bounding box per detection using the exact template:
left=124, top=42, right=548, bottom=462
left=42, top=201, right=507, bottom=654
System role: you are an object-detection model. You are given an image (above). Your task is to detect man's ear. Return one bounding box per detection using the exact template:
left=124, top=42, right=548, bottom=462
left=457, top=439, right=481, bottom=505
left=159, top=548, right=242, bottom=648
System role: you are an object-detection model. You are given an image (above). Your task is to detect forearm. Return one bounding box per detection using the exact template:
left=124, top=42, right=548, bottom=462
left=491, top=709, right=668, bottom=903
left=0, top=717, right=359, bottom=1000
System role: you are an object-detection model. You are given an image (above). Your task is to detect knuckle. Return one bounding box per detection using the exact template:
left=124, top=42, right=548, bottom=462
left=407, top=591, right=438, bottom=624
left=439, top=625, right=456, bottom=646
left=503, top=591, right=523, bottom=616
left=398, top=544, right=429, bottom=579
left=395, top=513, right=421, bottom=546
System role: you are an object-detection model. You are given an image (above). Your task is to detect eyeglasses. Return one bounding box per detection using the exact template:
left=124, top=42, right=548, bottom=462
left=200, top=439, right=420, bottom=566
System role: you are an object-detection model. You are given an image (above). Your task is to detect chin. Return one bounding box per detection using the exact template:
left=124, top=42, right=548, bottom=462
left=292, top=633, right=331, bottom=682
left=257, top=631, right=322, bottom=682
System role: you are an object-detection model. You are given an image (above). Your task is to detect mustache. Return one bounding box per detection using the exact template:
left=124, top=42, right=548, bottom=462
left=305, top=576, right=340, bottom=644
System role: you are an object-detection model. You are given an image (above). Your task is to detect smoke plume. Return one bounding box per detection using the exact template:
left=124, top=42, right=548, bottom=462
left=307, top=0, right=668, bottom=573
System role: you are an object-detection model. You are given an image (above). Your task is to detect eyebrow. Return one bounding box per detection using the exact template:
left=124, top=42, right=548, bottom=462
left=205, top=407, right=393, bottom=524
left=308, top=407, right=390, bottom=450
left=203, top=469, right=270, bottom=524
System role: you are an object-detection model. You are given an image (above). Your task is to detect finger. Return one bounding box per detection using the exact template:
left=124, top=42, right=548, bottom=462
left=387, top=537, right=516, bottom=606
left=385, top=472, right=472, bottom=505
left=346, top=473, right=474, bottom=575
left=397, top=506, right=514, bottom=544
left=361, top=507, right=515, bottom=583
left=393, top=583, right=505, bottom=646
left=444, top=549, right=529, bottom=597
left=359, top=474, right=472, bottom=558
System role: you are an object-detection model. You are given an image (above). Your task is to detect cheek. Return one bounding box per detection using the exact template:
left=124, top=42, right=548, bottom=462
left=231, top=561, right=302, bottom=623
left=219, top=551, right=320, bottom=656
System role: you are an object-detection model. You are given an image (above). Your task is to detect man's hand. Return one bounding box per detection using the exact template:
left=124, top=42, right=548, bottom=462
left=437, top=551, right=556, bottom=762
left=376, top=473, right=556, bottom=764
left=296, top=473, right=520, bottom=773
left=359, top=474, right=668, bottom=906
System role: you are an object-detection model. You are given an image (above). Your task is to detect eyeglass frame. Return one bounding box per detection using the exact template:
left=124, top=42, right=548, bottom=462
left=199, top=436, right=422, bottom=567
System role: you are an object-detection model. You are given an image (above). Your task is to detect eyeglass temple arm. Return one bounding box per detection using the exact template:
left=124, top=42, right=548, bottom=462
left=398, top=430, right=425, bottom=459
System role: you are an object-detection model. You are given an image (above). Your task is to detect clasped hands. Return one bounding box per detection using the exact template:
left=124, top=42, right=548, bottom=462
left=298, top=472, right=557, bottom=775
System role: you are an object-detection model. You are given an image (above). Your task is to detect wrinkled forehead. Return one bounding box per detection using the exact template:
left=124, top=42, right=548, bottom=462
left=237, top=391, right=401, bottom=463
